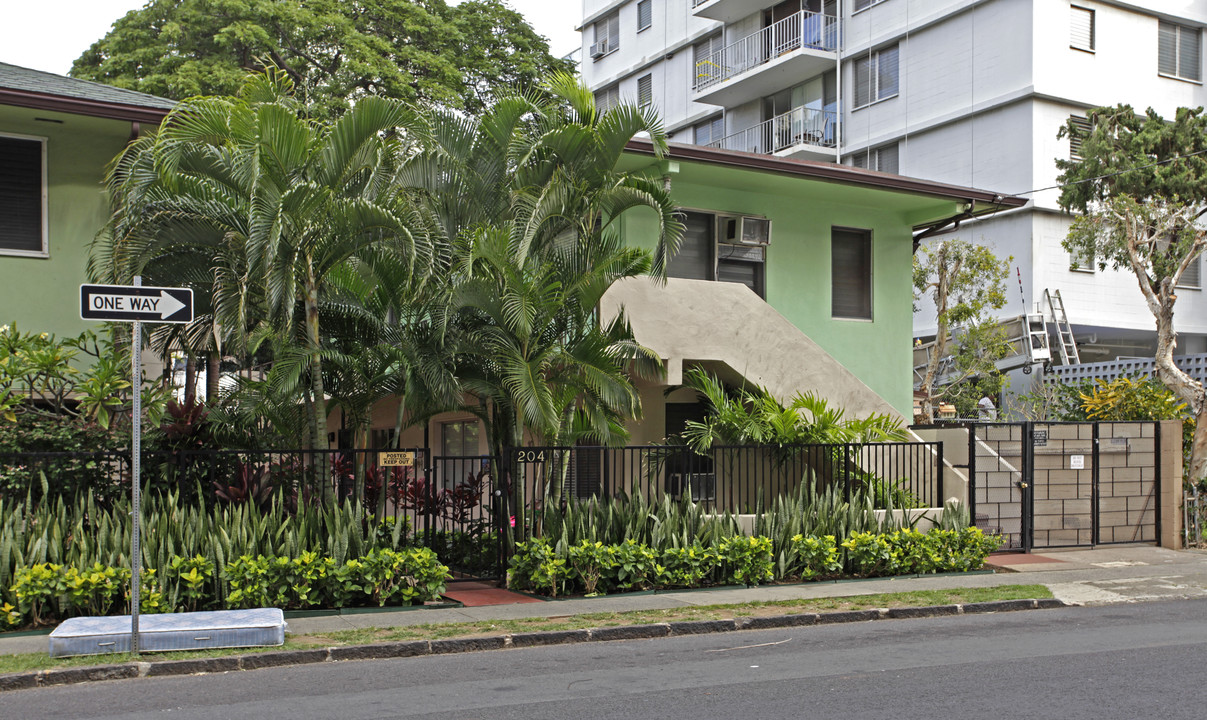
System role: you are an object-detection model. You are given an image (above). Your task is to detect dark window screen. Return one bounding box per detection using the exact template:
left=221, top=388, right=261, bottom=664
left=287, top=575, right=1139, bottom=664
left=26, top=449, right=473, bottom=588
left=831, top=228, right=872, bottom=319
left=668, top=211, right=713, bottom=280
left=0, top=136, right=43, bottom=253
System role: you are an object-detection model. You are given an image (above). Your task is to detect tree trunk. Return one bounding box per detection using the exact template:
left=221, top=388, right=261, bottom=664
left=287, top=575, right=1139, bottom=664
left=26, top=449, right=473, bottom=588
left=304, top=274, right=332, bottom=505
left=919, top=256, right=952, bottom=424
left=206, top=352, right=220, bottom=403
left=184, top=356, right=197, bottom=404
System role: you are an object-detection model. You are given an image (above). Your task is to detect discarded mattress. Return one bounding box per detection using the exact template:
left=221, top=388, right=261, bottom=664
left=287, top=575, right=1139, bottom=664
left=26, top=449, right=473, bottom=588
left=49, top=608, right=287, bottom=658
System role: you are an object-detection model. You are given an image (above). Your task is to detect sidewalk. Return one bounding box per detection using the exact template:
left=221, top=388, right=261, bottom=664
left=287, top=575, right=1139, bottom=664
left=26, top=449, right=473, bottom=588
left=3, top=545, right=1205, bottom=657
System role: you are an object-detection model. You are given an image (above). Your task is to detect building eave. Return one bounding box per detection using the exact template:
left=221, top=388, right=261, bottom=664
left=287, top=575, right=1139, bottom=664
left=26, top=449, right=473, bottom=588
left=0, top=87, right=171, bottom=125
left=625, top=139, right=1028, bottom=216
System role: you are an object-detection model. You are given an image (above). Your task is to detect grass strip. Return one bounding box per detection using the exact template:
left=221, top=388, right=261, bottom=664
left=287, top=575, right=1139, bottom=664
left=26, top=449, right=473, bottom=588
left=0, top=584, right=1051, bottom=676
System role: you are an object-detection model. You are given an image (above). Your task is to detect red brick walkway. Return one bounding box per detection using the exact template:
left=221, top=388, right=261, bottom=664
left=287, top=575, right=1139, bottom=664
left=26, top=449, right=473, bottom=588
left=442, top=581, right=546, bottom=607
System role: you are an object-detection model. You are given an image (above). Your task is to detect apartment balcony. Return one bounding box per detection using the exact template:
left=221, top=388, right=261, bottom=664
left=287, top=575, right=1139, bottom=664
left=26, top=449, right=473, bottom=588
left=693, top=11, right=839, bottom=108
left=691, top=0, right=757, bottom=24
left=706, top=107, right=838, bottom=162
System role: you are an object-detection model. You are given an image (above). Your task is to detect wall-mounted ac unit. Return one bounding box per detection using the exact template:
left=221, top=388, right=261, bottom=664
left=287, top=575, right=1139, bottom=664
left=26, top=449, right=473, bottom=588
left=590, top=41, right=610, bottom=59
left=717, top=215, right=771, bottom=246
left=668, top=472, right=716, bottom=502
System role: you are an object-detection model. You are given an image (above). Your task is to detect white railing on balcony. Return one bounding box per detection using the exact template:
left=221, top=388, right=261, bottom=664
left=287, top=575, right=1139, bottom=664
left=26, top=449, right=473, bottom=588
left=694, top=11, right=839, bottom=92
left=706, top=107, right=837, bottom=155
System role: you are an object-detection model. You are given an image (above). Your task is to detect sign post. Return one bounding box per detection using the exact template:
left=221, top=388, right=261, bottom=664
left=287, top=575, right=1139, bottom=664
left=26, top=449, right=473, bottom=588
left=80, top=281, right=192, bottom=654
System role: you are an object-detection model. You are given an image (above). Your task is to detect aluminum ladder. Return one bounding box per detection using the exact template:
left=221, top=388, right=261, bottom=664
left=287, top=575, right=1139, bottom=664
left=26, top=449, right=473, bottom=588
left=1044, top=289, right=1080, bottom=365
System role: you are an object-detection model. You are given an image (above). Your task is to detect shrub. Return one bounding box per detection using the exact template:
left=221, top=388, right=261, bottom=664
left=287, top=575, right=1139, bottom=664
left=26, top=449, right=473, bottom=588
left=715, top=535, right=774, bottom=587
left=11, top=563, right=66, bottom=626
left=789, top=534, right=842, bottom=580
left=566, top=541, right=614, bottom=595
left=657, top=545, right=716, bottom=588
left=508, top=538, right=570, bottom=597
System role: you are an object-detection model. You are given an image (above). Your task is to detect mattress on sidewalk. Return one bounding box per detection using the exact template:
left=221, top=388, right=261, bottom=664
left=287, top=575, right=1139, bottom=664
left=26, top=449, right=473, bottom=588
left=48, top=608, right=287, bottom=657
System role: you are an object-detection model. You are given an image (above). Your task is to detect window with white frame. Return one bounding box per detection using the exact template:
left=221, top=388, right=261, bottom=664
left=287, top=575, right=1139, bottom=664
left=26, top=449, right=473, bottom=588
left=591, top=10, right=620, bottom=60
left=1180, top=256, right=1202, bottom=289
left=1071, top=6, right=1095, bottom=52
left=1158, top=20, right=1201, bottom=82
left=595, top=84, right=619, bottom=114
left=637, top=0, right=652, bottom=32
left=637, top=73, right=653, bottom=108
left=693, top=115, right=725, bottom=146
left=693, top=34, right=724, bottom=90
left=832, top=228, right=873, bottom=320
left=0, top=134, right=47, bottom=256
left=849, top=143, right=899, bottom=174
left=853, top=44, right=899, bottom=107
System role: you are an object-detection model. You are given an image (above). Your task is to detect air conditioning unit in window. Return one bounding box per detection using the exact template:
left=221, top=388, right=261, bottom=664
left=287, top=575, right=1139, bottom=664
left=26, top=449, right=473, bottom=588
left=590, top=42, right=607, bottom=59
left=667, top=473, right=716, bottom=502
left=717, top=215, right=771, bottom=246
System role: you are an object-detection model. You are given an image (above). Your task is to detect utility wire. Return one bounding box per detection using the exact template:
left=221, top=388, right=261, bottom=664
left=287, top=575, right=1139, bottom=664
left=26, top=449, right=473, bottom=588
left=1010, top=148, right=1207, bottom=198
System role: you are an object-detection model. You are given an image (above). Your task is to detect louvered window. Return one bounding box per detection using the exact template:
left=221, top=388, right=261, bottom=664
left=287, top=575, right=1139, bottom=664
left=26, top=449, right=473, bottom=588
left=637, top=74, right=653, bottom=108
left=1071, top=6, right=1094, bottom=52
left=693, top=115, right=725, bottom=146
left=693, top=34, right=724, bottom=90
left=853, top=0, right=886, bottom=10
left=637, top=0, right=652, bottom=32
left=1180, top=256, right=1202, bottom=289
left=595, top=84, right=619, bottom=114
left=850, top=143, right=899, bottom=174
left=1068, top=115, right=1091, bottom=160
left=832, top=228, right=873, bottom=319
left=0, top=135, right=46, bottom=255
left=853, top=45, right=899, bottom=108
left=592, top=11, right=620, bottom=59
left=1159, top=20, right=1201, bottom=81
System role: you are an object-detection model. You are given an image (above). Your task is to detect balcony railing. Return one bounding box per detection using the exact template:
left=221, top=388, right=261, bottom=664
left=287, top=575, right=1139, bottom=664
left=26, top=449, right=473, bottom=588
left=707, top=107, right=837, bottom=155
left=695, top=10, right=838, bottom=92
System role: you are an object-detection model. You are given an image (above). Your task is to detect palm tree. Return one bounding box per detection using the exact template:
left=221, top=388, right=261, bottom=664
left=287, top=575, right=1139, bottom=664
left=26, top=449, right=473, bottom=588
left=98, top=70, right=429, bottom=501
left=403, top=73, right=684, bottom=538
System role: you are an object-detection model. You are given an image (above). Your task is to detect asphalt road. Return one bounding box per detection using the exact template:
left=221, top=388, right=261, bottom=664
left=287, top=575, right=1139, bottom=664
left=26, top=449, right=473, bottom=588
left=5, top=600, right=1207, bottom=720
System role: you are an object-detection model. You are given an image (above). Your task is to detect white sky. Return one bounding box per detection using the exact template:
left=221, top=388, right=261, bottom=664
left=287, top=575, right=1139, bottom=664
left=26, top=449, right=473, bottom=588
left=1, top=0, right=581, bottom=76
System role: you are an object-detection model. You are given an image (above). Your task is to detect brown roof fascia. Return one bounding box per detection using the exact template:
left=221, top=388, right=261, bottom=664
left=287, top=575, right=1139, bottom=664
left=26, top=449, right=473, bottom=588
left=625, top=138, right=1028, bottom=213
left=0, top=88, right=171, bottom=125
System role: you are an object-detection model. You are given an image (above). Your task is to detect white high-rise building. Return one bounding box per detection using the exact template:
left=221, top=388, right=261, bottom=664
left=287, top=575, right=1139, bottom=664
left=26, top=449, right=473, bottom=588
left=579, top=0, right=1207, bottom=369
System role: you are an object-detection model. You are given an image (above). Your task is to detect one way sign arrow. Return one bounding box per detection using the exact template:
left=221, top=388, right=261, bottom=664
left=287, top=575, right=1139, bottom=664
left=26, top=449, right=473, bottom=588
left=80, top=284, right=194, bottom=323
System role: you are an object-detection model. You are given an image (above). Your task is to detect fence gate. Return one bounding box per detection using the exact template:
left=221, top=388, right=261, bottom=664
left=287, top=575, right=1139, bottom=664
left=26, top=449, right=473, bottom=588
left=970, top=422, right=1160, bottom=550
left=419, top=454, right=503, bottom=580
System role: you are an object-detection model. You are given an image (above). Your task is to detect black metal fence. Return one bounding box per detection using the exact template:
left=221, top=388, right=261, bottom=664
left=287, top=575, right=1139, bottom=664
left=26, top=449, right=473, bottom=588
left=503, top=442, right=944, bottom=517
left=1, top=440, right=944, bottom=577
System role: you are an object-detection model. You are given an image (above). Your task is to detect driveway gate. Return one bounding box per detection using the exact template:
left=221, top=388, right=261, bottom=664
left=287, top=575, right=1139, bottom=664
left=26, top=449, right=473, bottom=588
left=970, top=422, right=1161, bottom=550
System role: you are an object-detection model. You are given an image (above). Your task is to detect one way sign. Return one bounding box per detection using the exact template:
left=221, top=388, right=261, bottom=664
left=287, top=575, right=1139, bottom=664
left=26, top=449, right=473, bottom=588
left=80, top=284, right=194, bottom=323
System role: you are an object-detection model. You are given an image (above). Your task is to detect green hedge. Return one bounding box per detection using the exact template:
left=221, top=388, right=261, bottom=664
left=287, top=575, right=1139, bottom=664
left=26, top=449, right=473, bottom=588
left=509, top=528, right=1000, bottom=597
left=6, top=548, right=449, bottom=628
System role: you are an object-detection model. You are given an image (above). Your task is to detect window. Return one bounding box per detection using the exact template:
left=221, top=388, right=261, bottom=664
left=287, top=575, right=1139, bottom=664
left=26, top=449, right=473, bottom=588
left=637, top=0, right=652, bottom=32
left=0, top=134, right=47, bottom=256
left=832, top=228, right=872, bottom=319
left=1071, top=6, right=1095, bottom=52
left=849, top=143, right=899, bottom=174
left=693, top=115, right=725, bottom=146
left=637, top=74, right=653, bottom=108
left=441, top=420, right=479, bottom=457
left=1068, top=115, right=1091, bottom=160
left=693, top=34, right=724, bottom=90
left=853, top=44, right=899, bottom=107
left=1180, top=256, right=1202, bottom=289
left=591, top=10, right=620, bottom=59
left=668, top=210, right=767, bottom=297
left=1159, top=20, right=1201, bottom=81
left=853, top=0, right=886, bottom=11
left=595, top=84, right=619, bottom=114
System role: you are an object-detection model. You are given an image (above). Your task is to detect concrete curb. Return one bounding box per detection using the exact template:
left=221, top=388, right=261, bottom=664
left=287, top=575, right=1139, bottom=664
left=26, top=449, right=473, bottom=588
left=0, top=598, right=1067, bottom=692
